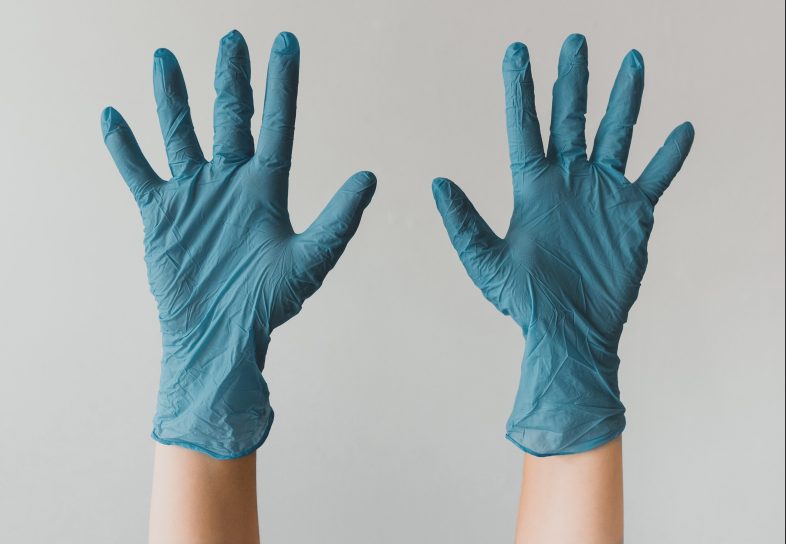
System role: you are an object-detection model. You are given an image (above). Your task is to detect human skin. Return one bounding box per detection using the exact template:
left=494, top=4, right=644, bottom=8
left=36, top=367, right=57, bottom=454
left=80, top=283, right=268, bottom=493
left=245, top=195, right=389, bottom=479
left=515, top=437, right=624, bottom=544
left=149, top=444, right=260, bottom=544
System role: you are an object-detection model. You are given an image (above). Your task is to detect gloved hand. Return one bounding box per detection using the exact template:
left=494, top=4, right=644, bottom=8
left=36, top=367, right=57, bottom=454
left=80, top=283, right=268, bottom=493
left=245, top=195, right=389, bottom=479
left=101, top=30, right=376, bottom=459
left=432, top=34, right=694, bottom=456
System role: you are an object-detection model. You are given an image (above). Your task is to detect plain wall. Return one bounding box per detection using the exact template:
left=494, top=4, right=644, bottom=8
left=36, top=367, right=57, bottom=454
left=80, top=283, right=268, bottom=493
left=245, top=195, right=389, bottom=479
left=0, top=0, right=783, bottom=542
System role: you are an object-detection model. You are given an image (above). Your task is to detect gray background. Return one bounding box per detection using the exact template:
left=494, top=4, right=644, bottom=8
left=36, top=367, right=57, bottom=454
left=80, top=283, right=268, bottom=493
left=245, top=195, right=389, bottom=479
left=0, top=0, right=783, bottom=542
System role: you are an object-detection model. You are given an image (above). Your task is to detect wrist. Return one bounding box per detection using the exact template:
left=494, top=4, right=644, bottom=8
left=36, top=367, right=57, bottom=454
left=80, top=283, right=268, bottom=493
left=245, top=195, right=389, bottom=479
left=153, top=329, right=273, bottom=459
left=516, top=437, right=624, bottom=543
left=150, top=443, right=260, bottom=544
left=507, top=322, right=625, bottom=456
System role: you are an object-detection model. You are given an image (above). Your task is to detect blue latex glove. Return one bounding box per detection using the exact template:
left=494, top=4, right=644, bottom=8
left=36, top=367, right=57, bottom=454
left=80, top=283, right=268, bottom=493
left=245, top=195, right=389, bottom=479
left=432, top=34, right=694, bottom=456
left=101, top=31, right=376, bottom=459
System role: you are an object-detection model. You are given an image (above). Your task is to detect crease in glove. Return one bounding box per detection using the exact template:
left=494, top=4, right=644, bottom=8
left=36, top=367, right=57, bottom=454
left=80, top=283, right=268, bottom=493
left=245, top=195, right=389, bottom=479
left=101, top=30, right=376, bottom=459
left=433, top=35, right=694, bottom=456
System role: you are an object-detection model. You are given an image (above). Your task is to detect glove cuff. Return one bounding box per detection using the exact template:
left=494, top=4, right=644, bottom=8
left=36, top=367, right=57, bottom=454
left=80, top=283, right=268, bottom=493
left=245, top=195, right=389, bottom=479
left=506, top=322, right=625, bottom=456
left=152, top=332, right=273, bottom=459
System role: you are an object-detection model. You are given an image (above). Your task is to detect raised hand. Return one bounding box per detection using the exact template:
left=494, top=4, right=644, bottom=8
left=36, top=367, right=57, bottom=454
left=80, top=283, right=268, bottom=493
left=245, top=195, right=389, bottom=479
left=432, top=34, right=694, bottom=455
left=102, top=31, right=376, bottom=459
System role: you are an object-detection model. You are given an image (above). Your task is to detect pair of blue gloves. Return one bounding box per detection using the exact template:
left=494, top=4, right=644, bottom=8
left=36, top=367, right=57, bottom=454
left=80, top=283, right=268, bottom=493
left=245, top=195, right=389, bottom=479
left=102, top=31, right=693, bottom=459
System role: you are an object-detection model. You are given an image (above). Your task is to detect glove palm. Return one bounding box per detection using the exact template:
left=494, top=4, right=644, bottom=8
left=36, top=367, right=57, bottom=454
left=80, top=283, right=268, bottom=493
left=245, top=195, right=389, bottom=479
left=102, top=31, right=376, bottom=458
left=433, top=35, right=694, bottom=455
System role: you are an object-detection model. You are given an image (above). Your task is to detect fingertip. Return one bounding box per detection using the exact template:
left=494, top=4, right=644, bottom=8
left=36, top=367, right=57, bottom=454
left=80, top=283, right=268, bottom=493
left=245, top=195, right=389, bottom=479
left=431, top=177, right=450, bottom=195
left=100, top=107, right=125, bottom=136
left=680, top=121, right=696, bottom=139
left=562, top=33, right=587, bottom=59
left=677, top=122, right=695, bottom=157
left=154, top=47, right=174, bottom=60
left=338, top=172, right=377, bottom=210
left=222, top=29, right=243, bottom=42
left=273, top=31, right=299, bottom=55
left=503, top=42, right=530, bottom=71
left=558, top=34, right=587, bottom=78
left=358, top=170, right=376, bottom=183
left=626, top=49, right=644, bottom=70
left=153, top=49, right=178, bottom=83
left=220, top=29, right=248, bottom=54
left=352, top=170, right=377, bottom=191
left=100, top=106, right=114, bottom=129
left=671, top=121, right=695, bottom=155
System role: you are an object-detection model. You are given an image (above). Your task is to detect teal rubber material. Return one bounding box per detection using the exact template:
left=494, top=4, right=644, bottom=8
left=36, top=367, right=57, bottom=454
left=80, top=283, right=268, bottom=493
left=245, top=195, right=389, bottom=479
left=433, top=35, right=694, bottom=456
left=102, top=31, right=376, bottom=459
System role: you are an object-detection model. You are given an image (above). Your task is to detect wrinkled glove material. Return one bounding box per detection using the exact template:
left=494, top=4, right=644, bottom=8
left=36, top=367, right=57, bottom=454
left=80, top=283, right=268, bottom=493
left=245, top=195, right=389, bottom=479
left=433, top=35, right=694, bottom=456
left=102, top=31, right=376, bottom=459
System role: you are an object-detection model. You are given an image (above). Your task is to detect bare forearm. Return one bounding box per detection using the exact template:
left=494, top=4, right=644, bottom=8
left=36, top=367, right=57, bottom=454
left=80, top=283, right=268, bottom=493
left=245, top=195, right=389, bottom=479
left=515, top=437, right=624, bottom=544
left=149, top=444, right=260, bottom=544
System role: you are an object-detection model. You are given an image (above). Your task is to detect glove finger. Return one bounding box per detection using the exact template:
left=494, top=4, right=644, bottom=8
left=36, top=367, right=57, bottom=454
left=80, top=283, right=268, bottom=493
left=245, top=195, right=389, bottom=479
left=591, top=50, right=645, bottom=173
left=296, top=171, right=377, bottom=285
left=503, top=42, right=545, bottom=180
left=255, top=32, right=299, bottom=181
left=635, top=122, right=695, bottom=205
left=101, top=107, right=163, bottom=202
left=432, top=177, right=502, bottom=283
left=153, top=48, right=206, bottom=178
left=547, top=34, right=589, bottom=169
left=213, top=30, right=255, bottom=162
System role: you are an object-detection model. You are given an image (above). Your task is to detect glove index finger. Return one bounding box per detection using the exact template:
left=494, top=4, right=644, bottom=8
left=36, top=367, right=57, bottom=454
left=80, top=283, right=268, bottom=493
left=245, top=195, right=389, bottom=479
left=101, top=107, right=163, bottom=201
left=153, top=48, right=206, bottom=178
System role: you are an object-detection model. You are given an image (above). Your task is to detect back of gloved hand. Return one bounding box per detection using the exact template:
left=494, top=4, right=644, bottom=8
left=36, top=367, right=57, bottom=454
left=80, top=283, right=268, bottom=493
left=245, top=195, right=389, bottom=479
left=102, top=30, right=376, bottom=459
left=433, top=34, right=694, bottom=455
